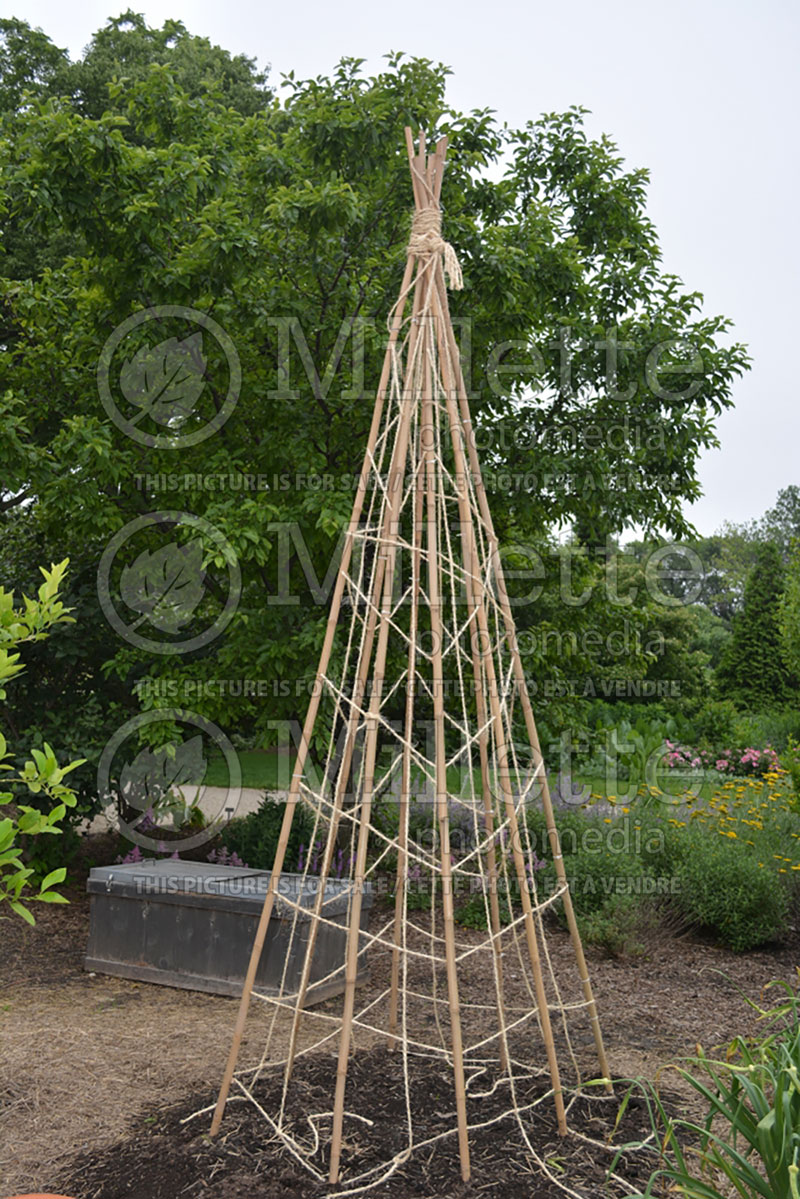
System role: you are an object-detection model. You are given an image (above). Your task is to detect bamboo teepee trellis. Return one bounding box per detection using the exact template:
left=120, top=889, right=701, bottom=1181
left=208, top=129, right=610, bottom=1194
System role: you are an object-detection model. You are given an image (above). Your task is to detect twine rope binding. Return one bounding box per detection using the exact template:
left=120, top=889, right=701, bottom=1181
left=407, top=207, right=463, bottom=291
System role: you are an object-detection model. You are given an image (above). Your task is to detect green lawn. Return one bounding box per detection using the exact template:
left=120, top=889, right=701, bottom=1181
left=203, top=749, right=297, bottom=789
left=201, top=750, right=733, bottom=805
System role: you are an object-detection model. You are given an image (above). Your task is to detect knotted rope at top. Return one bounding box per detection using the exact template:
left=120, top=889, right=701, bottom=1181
left=407, top=207, right=463, bottom=291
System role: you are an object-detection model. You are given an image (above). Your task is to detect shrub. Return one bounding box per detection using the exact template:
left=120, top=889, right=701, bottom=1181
left=596, top=716, right=681, bottom=791
left=456, top=773, right=800, bottom=954
left=519, top=807, right=667, bottom=955
left=733, top=708, right=800, bottom=754
left=688, top=698, right=740, bottom=748
left=665, top=740, right=780, bottom=777
left=1, top=560, right=86, bottom=923
left=576, top=894, right=653, bottom=958
left=221, top=794, right=315, bottom=872
left=582, top=700, right=695, bottom=742
left=560, top=836, right=646, bottom=916
left=782, top=737, right=800, bottom=809
left=525, top=806, right=587, bottom=861
left=673, top=831, right=789, bottom=951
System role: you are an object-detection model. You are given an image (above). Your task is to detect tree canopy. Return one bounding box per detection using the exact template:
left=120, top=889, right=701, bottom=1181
left=0, top=16, right=750, bottom=782
left=0, top=11, right=272, bottom=118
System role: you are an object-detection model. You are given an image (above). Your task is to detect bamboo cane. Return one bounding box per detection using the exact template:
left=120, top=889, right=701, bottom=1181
left=425, top=138, right=508, bottom=1063
left=215, top=125, right=610, bottom=1183
left=387, top=414, right=424, bottom=1049
left=388, top=131, right=448, bottom=1050
left=422, top=328, right=471, bottom=1181
left=431, top=279, right=508, bottom=1072
left=331, top=131, right=467, bottom=1182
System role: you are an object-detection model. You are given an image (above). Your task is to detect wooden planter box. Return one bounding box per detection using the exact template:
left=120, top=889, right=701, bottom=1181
left=85, top=859, right=372, bottom=1004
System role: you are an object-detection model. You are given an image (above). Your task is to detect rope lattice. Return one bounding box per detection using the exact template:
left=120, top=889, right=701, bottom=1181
left=205, top=130, right=613, bottom=1197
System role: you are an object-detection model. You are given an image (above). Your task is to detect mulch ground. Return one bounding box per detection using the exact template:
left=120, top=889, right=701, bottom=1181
left=1, top=838, right=798, bottom=1198
left=61, top=1049, right=664, bottom=1199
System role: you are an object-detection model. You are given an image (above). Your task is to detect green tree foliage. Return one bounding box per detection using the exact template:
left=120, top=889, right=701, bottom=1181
left=65, top=10, right=273, bottom=120
left=636, top=603, right=710, bottom=703
left=0, top=12, right=271, bottom=120
left=779, top=542, right=800, bottom=678
left=761, top=485, right=800, bottom=557
left=0, top=18, right=748, bottom=763
left=716, top=543, right=796, bottom=709
left=0, top=17, right=70, bottom=113
left=0, top=14, right=272, bottom=279
left=684, top=487, right=800, bottom=621
left=694, top=525, right=763, bottom=620
left=0, top=510, right=127, bottom=809
left=497, top=539, right=658, bottom=725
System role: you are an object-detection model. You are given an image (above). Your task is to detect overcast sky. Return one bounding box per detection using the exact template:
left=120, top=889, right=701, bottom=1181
left=8, top=0, right=799, bottom=536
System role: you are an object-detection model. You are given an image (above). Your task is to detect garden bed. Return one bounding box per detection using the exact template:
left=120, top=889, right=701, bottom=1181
left=2, top=844, right=799, bottom=1197
left=60, top=1049, right=666, bottom=1199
